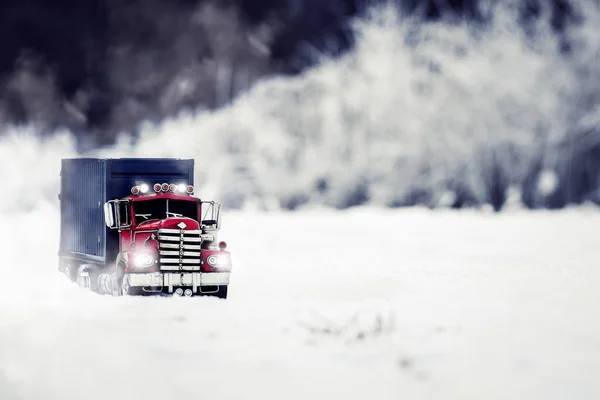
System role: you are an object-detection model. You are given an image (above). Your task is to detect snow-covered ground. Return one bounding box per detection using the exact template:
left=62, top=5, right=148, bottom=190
left=1, top=205, right=599, bottom=400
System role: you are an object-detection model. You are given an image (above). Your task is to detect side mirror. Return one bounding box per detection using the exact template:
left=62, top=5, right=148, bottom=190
left=201, top=201, right=222, bottom=230
left=103, top=201, right=117, bottom=229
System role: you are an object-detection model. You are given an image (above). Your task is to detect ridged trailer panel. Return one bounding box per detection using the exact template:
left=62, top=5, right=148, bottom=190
left=59, top=158, right=107, bottom=262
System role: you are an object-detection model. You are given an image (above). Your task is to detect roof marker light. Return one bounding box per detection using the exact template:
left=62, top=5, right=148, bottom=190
left=140, top=184, right=149, bottom=194
left=186, top=185, right=194, bottom=194
left=154, top=183, right=162, bottom=192
left=161, top=183, right=169, bottom=192
left=169, top=184, right=177, bottom=192
left=177, top=184, right=186, bottom=193
left=131, top=186, right=140, bottom=195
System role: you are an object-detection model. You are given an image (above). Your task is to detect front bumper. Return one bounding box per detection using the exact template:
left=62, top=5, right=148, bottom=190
left=125, top=272, right=230, bottom=293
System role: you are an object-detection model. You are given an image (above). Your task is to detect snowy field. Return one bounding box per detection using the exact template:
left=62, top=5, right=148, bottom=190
left=1, top=205, right=599, bottom=400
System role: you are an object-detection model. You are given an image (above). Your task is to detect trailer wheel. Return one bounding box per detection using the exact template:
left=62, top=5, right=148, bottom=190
left=62, top=262, right=78, bottom=282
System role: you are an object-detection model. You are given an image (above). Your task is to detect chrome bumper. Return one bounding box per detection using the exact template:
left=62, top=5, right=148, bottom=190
left=125, top=272, right=230, bottom=291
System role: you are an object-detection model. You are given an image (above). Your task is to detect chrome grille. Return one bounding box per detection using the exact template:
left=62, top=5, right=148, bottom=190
left=157, top=229, right=202, bottom=271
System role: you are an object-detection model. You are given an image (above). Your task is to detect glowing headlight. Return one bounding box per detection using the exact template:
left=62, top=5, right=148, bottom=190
left=206, top=254, right=229, bottom=267
left=139, top=184, right=149, bottom=194
left=133, top=253, right=155, bottom=268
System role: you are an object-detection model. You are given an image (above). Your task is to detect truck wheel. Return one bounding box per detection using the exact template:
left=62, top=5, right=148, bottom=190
left=216, top=285, right=228, bottom=299
left=201, top=285, right=227, bottom=299
left=115, top=262, right=126, bottom=296
left=63, top=263, right=78, bottom=282
left=123, top=285, right=145, bottom=296
left=117, top=266, right=145, bottom=296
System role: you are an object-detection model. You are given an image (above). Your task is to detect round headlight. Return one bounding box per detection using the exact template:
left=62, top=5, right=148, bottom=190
left=133, top=253, right=155, bottom=268
left=207, top=254, right=229, bottom=267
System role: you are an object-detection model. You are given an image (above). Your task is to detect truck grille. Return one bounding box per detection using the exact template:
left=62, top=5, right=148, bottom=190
left=157, top=229, right=202, bottom=271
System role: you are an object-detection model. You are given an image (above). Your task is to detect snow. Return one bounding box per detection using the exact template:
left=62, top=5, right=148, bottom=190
left=1, top=205, right=599, bottom=400
left=0, top=2, right=599, bottom=398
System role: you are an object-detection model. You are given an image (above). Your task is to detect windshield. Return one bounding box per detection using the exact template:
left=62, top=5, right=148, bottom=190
left=133, top=199, right=199, bottom=223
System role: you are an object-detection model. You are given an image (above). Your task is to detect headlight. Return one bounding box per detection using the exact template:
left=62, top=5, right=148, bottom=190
left=133, top=253, right=155, bottom=268
left=206, top=254, right=229, bottom=267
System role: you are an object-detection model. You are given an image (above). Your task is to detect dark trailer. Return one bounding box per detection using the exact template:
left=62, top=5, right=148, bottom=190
left=58, top=158, right=195, bottom=267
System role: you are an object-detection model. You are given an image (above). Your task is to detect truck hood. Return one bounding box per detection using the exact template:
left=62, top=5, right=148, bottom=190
left=134, top=217, right=200, bottom=231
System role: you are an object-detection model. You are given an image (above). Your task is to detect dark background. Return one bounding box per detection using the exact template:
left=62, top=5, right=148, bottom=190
left=0, top=0, right=574, bottom=145
left=1, top=0, right=597, bottom=212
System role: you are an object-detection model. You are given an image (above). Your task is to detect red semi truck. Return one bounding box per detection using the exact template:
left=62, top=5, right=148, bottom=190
left=58, top=158, right=232, bottom=298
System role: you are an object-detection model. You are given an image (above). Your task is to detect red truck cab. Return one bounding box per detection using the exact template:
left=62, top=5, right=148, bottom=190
left=102, top=182, right=232, bottom=297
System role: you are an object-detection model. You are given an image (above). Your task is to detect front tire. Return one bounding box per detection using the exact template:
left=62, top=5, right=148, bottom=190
left=114, top=262, right=126, bottom=296
left=118, top=266, right=146, bottom=296
left=123, top=285, right=145, bottom=296
left=200, top=285, right=227, bottom=299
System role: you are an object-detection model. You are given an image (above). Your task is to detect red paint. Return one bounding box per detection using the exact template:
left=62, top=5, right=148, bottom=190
left=201, top=249, right=232, bottom=272
left=115, top=191, right=232, bottom=275
left=134, top=217, right=200, bottom=231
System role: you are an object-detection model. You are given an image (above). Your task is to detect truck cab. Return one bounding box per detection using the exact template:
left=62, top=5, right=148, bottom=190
left=58, top=158, right=232, bottom=298
left=103, top=183, right=231, bottom=297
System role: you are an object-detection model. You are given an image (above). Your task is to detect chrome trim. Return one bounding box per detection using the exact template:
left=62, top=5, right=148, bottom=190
left=159, top=242, right=179, bottom=249
left=157, top=228, right=179, bottom=234
left=158, top=229, right=201, bottom=235
left=159, top=250, right=201, bottom=257
left=159, top=258, right=200, bottom=264
left=200, top=272, right=230, bottom=286
left=133, top=230, right=158, bottom=234
left=159, top=258, right=180, bottom=263
left=160, top=265, right=200, bottom=271
left=181, top=259, right=200, bottom=264
left=158, top=235, right=201, bottom=243
left=125, top=272, right=230, bottom=289
left=126, top=273, right=164, bottom=287
left=159, top=242, right=201, bottom=250
left=157, top=235, right=181, bottom=242
left=157, top=227, right=204, bottom=271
